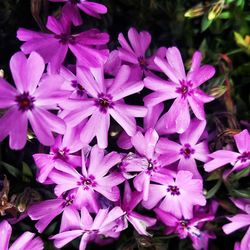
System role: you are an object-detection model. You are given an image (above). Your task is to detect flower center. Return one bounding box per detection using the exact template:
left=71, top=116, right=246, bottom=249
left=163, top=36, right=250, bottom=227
left=78, top=175, right=96, bottom=190
left=167, top=185, right=180, bottom=196
left=180, top=144, right=195, bottom=159
left=56, top=34, right=76, bottom=45
left=237, top=151, right=250, bottom=163
left=96, top=94, right=113, bottom=113
left=180, top=219, right=189, bottom=228
left=15, top=92, right=35, bottom=112
left=138, top=56, right=148, bottom=70
left=63, top=194, right=74, bottom=207
left=52, top=147, right=69, bottom=161
left=71, top=80, right=85, bottom=96
left=176, top=80, right=192, bottom=98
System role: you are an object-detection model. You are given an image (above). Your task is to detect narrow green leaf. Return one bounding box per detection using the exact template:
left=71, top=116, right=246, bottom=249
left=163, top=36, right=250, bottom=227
left=0, top=161, right=21, bottom=178
left=206, top=180, right=222, bottom=199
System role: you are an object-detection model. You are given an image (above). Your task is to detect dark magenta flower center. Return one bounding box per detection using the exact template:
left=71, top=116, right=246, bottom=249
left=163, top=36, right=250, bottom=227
left=15, top=92, right=35, bottom=112
left=71, top=80, right=85, bottom=96
left=56, top=34, right=76, bottom=45
left=180, top=219, right=189, bottom=228
left=96, top=93, right=113, bottom=113
left=138, top=56, right=148, bottom=70
left=176, top=80, right=192, bottom=98
left=237, top=151, right=250, bottom=162
left=52, top=147, right=69, bottom=161
left=63, top=194, right=74, bottom=207
left=78, top=175, right=96, bottom=190
left=180, top=144, right=195, bottom=159
left=167, top=185, right=180, bottom=196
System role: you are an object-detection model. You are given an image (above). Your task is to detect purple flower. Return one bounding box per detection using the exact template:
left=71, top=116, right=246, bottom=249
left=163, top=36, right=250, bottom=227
left=120, top=181, right=156, bottom=235
left=156, top=119, right=209, bottom=179
left=59, top=66, right=87, bottom=99
left=64, top=66, right=147, bottom=148
left=204, top=129, right=250, bottom=173
left=33, top=135, right=82, bottom=183
left=0, top=220, right=43, bottom=250
left=28, top=192, right=78, bottom=233
left=50, top=0, right=107, bottom=26
left=50, top=145, right=124, bottom=212
left=223, top=198, right=250, bottom=250
left=144, top=47, right=215, bottom=133
left=155, top=208, right=215, bottom=250
left=118, top=27, right=166, bottom=77
left=142, top=170, right=206, bottom=219
left=17, top=14, right=109, bottom=73
left=50, top=206, right=125, bottom=250
left=121, top=128, right=168, bottom=200
left=0, top=52, right=66, bottom=150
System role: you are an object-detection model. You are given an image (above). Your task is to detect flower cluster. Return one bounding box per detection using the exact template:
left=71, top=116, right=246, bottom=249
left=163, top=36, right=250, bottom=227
left=0, top=1, right=249, bottom=250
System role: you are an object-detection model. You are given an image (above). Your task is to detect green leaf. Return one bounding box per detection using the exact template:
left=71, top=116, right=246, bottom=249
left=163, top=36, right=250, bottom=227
left=231, top=188, right=250, bottom=198
left=206, top=180, right=222, bottom=199
left=201, top=15, right=213, bottom=32
left=219, top=11, right=232, bottom=19
left=22, top=162, right=33, bottom=182
left=232, top=165, right=250, bottom=180
left=206, top=170, right=221, bottom=181
left=0, top=161, right=21, bottom=178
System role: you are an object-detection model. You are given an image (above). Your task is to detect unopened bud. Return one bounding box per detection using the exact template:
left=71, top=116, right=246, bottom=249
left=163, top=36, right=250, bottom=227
left=208, top=85, right=226, bottom=98
left=208, top=0, right=225, bottom=20
left=184, top=3, right=206, bottom=18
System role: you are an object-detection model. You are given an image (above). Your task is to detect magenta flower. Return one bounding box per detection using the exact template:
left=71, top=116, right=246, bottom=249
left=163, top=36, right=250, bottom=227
left=64, top=65, right=147, bottom=148
left=142, top=170, right=206, bottom=219
left=17, top=14, right=109, bottom=73
left=59, top=66, right=87, bottom=99
left=204, top=129, right=250, bottom=173
left=155, top=208, right=215, bottom=250
left=121, top=128, right=169, bottom=201
left=33, top=135, right=82, bottom=183
left=144, top=47, right=215, bottom=133
left=118, top=27, right=166, bottom=77
left=0, top=220, right=43, bottom=250
left=50, top=0, right=107, bottom=26
left=223, top=198, right=250, bottom=250
left=120, top=181, right=156, bottom=235
left=28, top=192, right=78, bottom=233
left=50, top=206, right=125, bottom=250
left=50, top=145, right=124, bottom=212
left=0, top=52, right=66, bottom=150
left=156, top=119, right=209, bottom=179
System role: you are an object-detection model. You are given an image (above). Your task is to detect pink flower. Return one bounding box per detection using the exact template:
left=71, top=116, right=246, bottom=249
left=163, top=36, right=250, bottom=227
left=155, top=207, right=215, bottom=250
left=118, top=27, right=166, bottom=77
left=223, top=198, right=250, bottom=250
left=144, top=47, right=215, bottom=133
left=204, top=129, right=250, bottom=173
left=64, top=66, right=147, bottom=149
left=49, top=145, right=124, bottom=212
left=0, top=52, right=66, bottom=150
left=17, top=14, right=109, bottom=73
left=28, top=192, right=78, bottom=233
left=156, top=119, right=209, bottom=179
left=50, top=0, right=107, bottom=26
left=33, top=135, right=82, bottom=183
left=142, top=170, right=206, bottom=219
left=120, top=181, right=156, bottom=235
left=121, top=128, right=169, bottom=200
left=0, top=220, right=43, bottom=250
left=50, top=206, right=125, bottom=250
